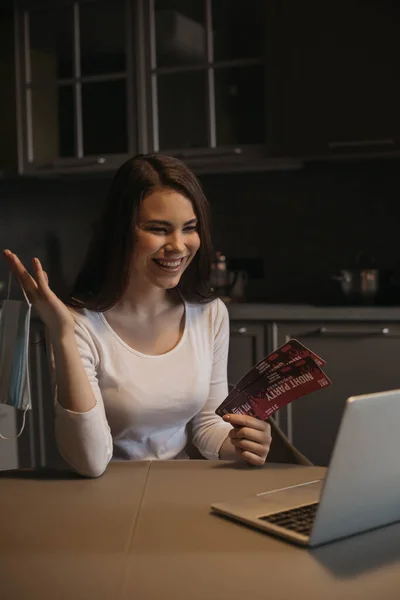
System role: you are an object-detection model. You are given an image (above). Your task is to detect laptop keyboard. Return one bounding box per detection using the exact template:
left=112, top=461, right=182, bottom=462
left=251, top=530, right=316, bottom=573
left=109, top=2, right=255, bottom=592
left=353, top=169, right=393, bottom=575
left=260, top=502, right=319, bottom=536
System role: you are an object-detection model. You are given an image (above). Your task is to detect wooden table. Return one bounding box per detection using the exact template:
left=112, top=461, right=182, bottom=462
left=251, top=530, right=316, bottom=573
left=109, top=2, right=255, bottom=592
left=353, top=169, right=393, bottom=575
left=1, top=461, right=400, bottom=600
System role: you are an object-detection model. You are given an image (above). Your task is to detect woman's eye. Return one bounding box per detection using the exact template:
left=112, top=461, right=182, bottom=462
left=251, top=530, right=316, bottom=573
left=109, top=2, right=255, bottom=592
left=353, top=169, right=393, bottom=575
left=150, top=227, right=167, bottom=234
left=184, top=226, right=197, bottom=233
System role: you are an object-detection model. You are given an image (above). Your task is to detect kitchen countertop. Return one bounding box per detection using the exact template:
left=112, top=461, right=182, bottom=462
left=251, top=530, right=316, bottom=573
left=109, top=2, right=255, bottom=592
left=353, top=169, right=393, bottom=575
left=5, top=303, right=400, bottom=324
left=226, top=302, right=400, bottom=322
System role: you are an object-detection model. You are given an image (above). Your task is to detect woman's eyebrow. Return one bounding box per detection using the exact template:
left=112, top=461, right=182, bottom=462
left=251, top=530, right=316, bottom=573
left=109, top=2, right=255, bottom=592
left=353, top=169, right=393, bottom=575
left=144, top=219, right=171, bottom=226
left=143, top=218, right=197, bottom=226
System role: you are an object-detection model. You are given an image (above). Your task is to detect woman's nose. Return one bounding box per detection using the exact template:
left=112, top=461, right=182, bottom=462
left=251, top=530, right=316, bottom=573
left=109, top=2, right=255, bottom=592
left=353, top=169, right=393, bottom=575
left=165, top=233, right=185, bottom=253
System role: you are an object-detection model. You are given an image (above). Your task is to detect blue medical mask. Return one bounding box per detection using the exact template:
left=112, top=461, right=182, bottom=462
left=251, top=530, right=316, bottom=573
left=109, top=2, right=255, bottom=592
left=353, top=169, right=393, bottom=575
left=0, top=275, right=32, bottom=439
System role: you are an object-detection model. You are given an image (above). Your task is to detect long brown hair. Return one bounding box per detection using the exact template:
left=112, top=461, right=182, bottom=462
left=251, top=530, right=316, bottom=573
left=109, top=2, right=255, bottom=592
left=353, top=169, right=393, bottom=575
left=66, top=154, right=215, bottom=311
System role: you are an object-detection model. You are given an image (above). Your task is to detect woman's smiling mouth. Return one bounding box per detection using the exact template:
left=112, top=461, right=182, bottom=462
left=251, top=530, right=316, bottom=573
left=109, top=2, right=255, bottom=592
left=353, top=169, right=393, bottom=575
left=152, top=257, right=186, bottom=272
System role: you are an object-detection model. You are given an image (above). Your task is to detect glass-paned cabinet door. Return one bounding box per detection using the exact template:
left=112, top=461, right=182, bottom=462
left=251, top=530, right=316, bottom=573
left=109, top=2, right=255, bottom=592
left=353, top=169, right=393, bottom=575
left=214, top=65, right=265, bottom=146
left=154, top=0, right=206, bottom=68
left=80, top=1, right=126, bottom=75
left=212, top=0, right=265, bottom=62
left=148, top=0, right=266, bottom=154
left=81, top=79, right=128, bottom=154
left=29, top=4, right=74, bottom=81
left=27, top=4, right=76, bottom=163
left=16, top=0, right=133, bottom=172
left=157, top=71, right=209, bottom=149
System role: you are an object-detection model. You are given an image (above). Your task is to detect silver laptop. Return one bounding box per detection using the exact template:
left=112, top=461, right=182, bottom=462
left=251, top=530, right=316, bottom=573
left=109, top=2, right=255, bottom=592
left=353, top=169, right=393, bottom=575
left=211, top=389, right=400, bottom=547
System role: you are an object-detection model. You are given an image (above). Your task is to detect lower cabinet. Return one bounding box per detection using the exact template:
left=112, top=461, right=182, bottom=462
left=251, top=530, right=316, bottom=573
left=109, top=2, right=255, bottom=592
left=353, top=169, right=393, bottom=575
left=227, top=322, right=265, bottom=387
left=275, top=321, right=400, bottom=466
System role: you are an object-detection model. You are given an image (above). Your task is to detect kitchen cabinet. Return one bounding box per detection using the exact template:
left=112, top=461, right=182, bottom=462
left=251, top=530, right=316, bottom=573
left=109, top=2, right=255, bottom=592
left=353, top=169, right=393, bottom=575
left=275, top=321, right=400, bottom=466
left=271, top=0, right=400, bottom=159
left=12, top=0, right=138, bottom=175
left=4, top=0, right=301, bottom=175
left=227, top=322, right=265, bottom=387
left=148, top=0, right=269, bottom=163
left=227, top=311, right=400, bottom=467
left=5, top=0, right=400, bottom=174
left=0, top=5, right=18, bottom=173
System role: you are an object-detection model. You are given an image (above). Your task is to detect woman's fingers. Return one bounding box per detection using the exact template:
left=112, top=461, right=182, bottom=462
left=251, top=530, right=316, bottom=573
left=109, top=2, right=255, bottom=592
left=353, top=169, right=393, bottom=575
left=33, top=257, right=50, bottom=290
left=229, top=426, right=266, bottom=444
left=231, top=436, right=271, bottom=459
left=234, top=445, right=266, bottom=466
left=230, top=437, right=265, bottom=454
left=3, top=250, right=38, bottom=298
left=226, top=417, right=272, bottom=466
left=223, top=413, right=267, bottom=431
left=3, top=249, right=19, bottom=276
left=4, top=249, right=74, bottom=334
left=239, top=450, right=266, bottom=467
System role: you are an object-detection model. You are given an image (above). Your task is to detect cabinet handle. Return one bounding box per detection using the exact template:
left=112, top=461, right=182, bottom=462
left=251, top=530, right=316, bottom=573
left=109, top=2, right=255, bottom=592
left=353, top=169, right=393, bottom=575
left=328, top=139, right=394, bottom=150
left=317, top=326, right=390, bottom=337
left=233, top=327, right=248, bottom=334
left=36, top=157, right=107, bottom=170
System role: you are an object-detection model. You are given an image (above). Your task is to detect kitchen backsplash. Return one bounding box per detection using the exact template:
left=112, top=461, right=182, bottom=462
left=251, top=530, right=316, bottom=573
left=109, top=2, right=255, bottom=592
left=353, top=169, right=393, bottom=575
left=203, top=158, right=400, bottom=304
left=1, top=158, right=400, bottom=304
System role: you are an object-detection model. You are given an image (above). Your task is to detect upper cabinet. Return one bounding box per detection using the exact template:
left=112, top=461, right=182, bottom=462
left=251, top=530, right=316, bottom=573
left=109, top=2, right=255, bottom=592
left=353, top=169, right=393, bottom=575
left=271, top=0, right=400, bottom=159
left=10, top=0, right=278, bottom=175
left=147, top=0, right=268, bottom=160
left=14, top=0, right=137, bottom=174
left=3, top=0, right=400, bottom=175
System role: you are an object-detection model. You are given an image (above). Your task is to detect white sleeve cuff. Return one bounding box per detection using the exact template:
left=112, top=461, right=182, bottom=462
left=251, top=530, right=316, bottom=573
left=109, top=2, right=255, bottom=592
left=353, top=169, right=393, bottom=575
left=198, top=423, right=232, bottom=460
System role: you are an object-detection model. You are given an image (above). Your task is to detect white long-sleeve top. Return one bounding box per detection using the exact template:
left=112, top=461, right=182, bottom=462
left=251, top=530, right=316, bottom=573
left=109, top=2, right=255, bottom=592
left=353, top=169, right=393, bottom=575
left=54, top=298, right=232, bottom=477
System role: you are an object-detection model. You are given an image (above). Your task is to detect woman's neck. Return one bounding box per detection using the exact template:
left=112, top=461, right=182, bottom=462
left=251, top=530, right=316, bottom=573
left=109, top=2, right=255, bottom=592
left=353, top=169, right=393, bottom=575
left=111, top=283, right=180, bottom=319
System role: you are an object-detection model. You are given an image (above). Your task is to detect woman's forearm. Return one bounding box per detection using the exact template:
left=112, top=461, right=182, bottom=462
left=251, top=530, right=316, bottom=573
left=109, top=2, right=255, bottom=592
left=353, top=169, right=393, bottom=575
left=50, top=328, right=113, bottom=477
left=51, top=329, right=97, bottom=412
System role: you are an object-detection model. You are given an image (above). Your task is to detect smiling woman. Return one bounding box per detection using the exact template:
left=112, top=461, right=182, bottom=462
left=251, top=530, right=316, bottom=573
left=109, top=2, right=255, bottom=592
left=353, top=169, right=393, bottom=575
left=2, top=154, right=271, bottom=477
left=68, top=154, right=214, bottom=310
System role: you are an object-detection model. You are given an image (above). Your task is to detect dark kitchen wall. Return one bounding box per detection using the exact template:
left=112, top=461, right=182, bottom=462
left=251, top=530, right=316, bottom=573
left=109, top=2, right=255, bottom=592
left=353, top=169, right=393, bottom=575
left=0, top=176, right=109, bottom=300
left=203, top=158, right=400, bottom=304
left=1, top=157, right=400, bottom=304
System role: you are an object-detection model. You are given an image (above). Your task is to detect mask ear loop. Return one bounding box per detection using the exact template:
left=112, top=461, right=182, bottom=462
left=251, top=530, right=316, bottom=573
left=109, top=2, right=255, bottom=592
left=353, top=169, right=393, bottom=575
left=8, top=270, right=31, bottom=306
left=0, top=406, right=29, bottom=440
left=19, top=283, right=31, bottom=306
